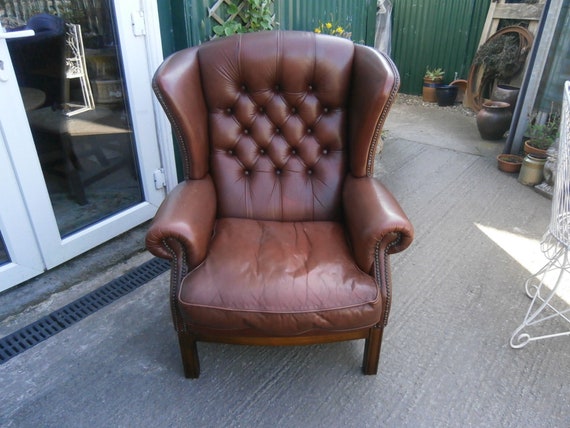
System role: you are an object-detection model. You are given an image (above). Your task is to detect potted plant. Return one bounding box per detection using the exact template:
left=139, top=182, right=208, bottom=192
left=423, top=67, right=445, bottom=103
left=524, top=114, right=560, bottom=158
left=497, top=154, right=523, bottom=173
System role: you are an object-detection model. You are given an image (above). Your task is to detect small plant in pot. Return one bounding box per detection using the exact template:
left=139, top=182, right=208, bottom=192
left=423, top=67, right=445, bottom=103
left=497, top=154, right=523, bottom=173
left=524, top=113, right=560, bottom=158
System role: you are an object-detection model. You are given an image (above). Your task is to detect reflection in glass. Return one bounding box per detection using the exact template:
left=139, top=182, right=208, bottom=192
left=0, top=231, right=10, bottom=266
left=4, top=1, right=143, bottom=237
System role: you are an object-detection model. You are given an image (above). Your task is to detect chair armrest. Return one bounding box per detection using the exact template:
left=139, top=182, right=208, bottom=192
left=146, top=176, right=217, bottom=269
left=343, top=175, right=414, bottom=273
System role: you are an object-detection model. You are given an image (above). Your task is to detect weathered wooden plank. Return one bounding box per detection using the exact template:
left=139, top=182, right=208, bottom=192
left=493, top=4, right=543, bottom=21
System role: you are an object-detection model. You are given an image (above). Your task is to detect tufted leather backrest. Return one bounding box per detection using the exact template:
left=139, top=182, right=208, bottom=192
left=153, top=31, right=399, bottom=222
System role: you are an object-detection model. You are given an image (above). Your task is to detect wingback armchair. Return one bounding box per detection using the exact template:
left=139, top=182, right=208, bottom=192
left=147, top=31, right=413, bottom=378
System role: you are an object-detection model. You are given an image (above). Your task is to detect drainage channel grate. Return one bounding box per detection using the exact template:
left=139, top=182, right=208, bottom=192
left=0, top=257, right=169, bottom=365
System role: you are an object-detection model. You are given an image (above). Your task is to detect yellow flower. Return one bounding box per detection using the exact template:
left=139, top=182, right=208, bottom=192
left=325, top=22, right=332, bottom=29
left=314, top=27, right=321, bottom=33
left=335, top=26, right=344, bottom=34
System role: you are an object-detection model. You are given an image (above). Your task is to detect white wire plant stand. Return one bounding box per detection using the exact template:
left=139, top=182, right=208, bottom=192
left=64, top=23, right=95, bottom=116
left=510, top=81, right=570, bottom=348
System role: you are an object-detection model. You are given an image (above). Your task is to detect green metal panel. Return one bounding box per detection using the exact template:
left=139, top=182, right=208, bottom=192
left=391, top=0, right=490, bottom=94
left=158, top=0, right=377, bottom=51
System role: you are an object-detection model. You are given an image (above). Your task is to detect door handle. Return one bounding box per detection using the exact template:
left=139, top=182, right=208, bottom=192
left=0, top=29, right=35, bottom=39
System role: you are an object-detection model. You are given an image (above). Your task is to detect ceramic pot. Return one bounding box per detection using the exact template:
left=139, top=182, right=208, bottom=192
left=518, top=154, right=547, bottom=186
left=450, top=79, right=467, bottom=103
left=423, top=78, right=443, bottom=103
left=497, top=154, right=523, bottom=173
left=491, top=84, right=520, bottom=112
left=524, top=140, right=548, bottom=159
left=436, top=85, right=458, bottom=106
left=476, top=101, right=512, bottom=140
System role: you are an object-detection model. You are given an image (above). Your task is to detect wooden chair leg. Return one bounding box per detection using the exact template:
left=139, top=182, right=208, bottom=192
left=362, top=325, right=384, bottom=375
left=177, top=331, right=200, bottom=379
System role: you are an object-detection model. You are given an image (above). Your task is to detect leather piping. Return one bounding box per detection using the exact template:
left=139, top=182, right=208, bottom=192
left=366, top=53, right=401, bottom=177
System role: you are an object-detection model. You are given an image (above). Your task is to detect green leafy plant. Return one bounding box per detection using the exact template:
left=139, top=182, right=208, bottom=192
left=526, top=114, right=560, bottom=150
left=213, top=0, right=276, bottom=37
left=473, top=32, right=526, bottom=81
left=424, top=67, right=445, bottom=81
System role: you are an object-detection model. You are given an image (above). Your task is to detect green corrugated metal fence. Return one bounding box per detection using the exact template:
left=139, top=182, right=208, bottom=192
left=158, top=0, right=491, bottom=95
left=158, top=0, right=376, bottom=54
left=391, top=0, right=490, bottom=94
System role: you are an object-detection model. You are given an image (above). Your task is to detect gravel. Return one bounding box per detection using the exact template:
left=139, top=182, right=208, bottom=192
left=395, top=93, right=477, bottom=118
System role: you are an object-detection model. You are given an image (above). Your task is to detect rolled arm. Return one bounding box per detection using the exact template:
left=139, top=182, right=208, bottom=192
left=343, top=175, right=414, bottom=274
left=146, top=176, right=217, bottom=269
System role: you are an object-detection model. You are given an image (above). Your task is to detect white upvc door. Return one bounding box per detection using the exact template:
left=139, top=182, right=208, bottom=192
left=0, top=0, right=175, bottom=292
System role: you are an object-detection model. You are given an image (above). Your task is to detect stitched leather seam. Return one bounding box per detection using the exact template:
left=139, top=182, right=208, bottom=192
left=377, top=234, right=401, bottom=326
left=152, top=81, right=191, bottom=180
left=162, top=238, right=188, bottom=332
left=179, top=298, right=380, bottom=314
left=366, top=54, right=401, bottom=177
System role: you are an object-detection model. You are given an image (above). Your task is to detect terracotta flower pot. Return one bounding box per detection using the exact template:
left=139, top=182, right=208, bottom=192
left=523, top=140, right=548, bottom=159
left=497, top=154, right=523, bottom=173
left=423, top=78, right=443, bottom=103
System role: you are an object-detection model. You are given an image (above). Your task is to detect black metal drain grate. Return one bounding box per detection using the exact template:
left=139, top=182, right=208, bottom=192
left=0, top=257, right=169, bottom=364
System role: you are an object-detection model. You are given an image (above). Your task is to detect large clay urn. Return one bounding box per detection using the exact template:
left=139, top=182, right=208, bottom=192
left=491, top=84, right=520, bottom=113
left=476, top=101, right=512, bottom=140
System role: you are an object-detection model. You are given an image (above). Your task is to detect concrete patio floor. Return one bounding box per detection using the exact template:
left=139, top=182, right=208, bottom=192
left=1, top=96, right=568, bottom=427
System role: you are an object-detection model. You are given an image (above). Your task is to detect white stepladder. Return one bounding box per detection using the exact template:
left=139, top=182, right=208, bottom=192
left=510, top=81, right=570, bottom=349
left=64, top=23, right=95, bottom=116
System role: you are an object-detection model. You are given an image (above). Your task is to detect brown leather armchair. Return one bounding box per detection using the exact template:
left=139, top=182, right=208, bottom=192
left=147, top=31, right=413, bottom=378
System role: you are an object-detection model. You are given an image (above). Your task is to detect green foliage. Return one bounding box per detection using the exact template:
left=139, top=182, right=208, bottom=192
left=473, top=33, right=525, bottom=80
left=213, top=0, right=276, bottom=37
left=527, top=114, right=560, bottom=150
left=424, top=67, right=445, bottom=81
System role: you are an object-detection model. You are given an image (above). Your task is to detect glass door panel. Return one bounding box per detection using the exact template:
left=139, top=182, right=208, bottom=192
left=6, top=2, right=144, bottom=237
left=0, top=232, right=9, bottom=266
left=0, top=0, right=172, bottom=288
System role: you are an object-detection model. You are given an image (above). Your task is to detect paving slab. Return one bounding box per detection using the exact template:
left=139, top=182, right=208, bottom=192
left=1, top=97, right=568, bottom=427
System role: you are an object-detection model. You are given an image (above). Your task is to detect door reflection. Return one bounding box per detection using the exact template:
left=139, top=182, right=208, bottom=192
left=4, top=1, right=143, bottom=237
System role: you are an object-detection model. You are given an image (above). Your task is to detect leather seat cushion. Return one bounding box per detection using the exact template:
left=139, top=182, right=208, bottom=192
left=178, top=218, right=381, bottom=335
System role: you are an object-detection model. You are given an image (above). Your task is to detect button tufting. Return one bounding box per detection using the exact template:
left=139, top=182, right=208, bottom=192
left=226, top=107, right=233, bottom=114
left=259, top=149, right=265, bottom=155
left=323, top=107, right=329, bottom=113
left=291, top=107, right=297, bottom=114
left=308, top=84, right=313, bottom=91
left=307, top=128, right=313, bottom=134
left=244, top=170, right=250, bottom=176
left=274, top=84, right=280, bottom=91
left=322, top=149, right=328, bottom=155
left=228, top=149, right=234, bottom=155
left=244, top=129, right=250, bottom=135
left=275, top=128, right=281, bottom=134
left=307, top=169, right=313, bottom=175
left=291, top=149, right=297, bottom=155
left=241, top=85, right=247, bottom=91
left=275, top=169, right=282, bottom=175
left=259, top=106, right=264, bottom=113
